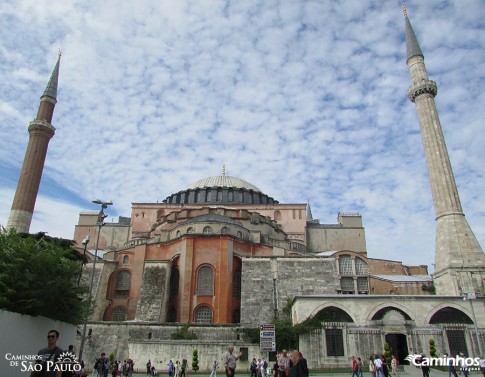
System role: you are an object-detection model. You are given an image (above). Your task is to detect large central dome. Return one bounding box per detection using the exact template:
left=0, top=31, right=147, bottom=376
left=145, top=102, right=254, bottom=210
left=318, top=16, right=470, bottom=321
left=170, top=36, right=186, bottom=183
left=187, top=175, right=262, bottom=193
left=163, top=171, right=278, bottom=205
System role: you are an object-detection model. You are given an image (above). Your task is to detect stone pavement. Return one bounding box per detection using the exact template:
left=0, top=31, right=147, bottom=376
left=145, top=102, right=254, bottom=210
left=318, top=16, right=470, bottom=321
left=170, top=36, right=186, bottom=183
left=131, top=365, right=464, bottom=377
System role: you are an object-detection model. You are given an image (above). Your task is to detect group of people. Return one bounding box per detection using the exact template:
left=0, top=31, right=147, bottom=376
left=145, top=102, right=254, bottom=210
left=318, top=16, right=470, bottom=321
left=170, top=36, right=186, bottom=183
left=226, top=348, right=309, bottom=377
left=146, top=358, right=189, bottom=377
left=368, top=354, right=399, bottom=377
left=102, top=358, right=134, bottom=377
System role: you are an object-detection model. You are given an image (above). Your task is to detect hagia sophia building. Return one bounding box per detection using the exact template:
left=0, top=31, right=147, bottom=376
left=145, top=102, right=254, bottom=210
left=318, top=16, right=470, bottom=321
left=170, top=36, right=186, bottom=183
left=6, top=6, right=485, bottom=369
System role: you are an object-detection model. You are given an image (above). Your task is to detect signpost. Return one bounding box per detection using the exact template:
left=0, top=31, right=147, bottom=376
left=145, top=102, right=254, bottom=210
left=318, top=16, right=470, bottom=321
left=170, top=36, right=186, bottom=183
left=260, top=324, right=276, bottom=352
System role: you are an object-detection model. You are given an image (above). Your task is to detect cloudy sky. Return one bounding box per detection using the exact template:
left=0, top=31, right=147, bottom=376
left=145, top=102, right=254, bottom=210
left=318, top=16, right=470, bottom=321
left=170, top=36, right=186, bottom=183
left=0, top=0, right=484, bottom=270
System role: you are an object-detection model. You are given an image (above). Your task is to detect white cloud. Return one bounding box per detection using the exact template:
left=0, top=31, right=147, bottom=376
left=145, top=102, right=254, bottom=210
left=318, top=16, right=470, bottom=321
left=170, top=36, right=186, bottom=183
left=0, top=0, right=484, bottom=271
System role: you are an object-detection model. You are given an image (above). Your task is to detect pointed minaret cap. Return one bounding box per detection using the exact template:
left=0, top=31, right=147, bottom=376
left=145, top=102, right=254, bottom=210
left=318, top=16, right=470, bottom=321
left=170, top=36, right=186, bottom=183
left=403, top=4, right=424, bottom=63
left=42, top=50, right=61, bottom=100
left=306, top=201, right=313, bottom=221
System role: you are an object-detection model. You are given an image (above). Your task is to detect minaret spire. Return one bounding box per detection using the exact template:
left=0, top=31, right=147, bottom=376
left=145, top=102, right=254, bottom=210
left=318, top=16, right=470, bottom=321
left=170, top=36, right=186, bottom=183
left=403, top=7, right=423, bottom=63
left=404, top=9, right=485, bottom=295
left=42, top=51, right=61, bottom=101
left=6, top=56, right=60, bottom=233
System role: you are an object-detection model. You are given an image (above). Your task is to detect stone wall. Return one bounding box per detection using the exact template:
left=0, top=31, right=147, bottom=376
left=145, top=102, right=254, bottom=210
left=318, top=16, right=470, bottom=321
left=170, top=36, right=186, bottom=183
left=136, top=261, right=171, bottom=321
left=240, top=257, right=339, bottom=325
left=77, top=323, right=259, bottom=372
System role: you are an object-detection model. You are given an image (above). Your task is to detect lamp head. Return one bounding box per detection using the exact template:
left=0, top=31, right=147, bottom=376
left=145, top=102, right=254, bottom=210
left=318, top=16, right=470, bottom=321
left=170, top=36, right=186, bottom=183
left=82, top=235, right=90, bottom=245
left=92, top=199, right=113, bottom=208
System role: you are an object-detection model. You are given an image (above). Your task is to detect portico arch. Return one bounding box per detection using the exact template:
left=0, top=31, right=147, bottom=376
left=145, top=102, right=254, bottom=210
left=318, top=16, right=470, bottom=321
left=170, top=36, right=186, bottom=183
left=428, top=305, right=473, bottom=324
left=428, top=306, right=473, bottom=357
left=367, top=303, right=414, bottom=323
left=309, top=302, right=356, bottom=323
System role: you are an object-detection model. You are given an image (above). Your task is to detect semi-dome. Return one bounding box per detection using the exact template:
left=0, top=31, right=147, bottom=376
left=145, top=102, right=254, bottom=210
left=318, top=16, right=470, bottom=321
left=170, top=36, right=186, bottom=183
left=188, top=175, right=262, bottom=193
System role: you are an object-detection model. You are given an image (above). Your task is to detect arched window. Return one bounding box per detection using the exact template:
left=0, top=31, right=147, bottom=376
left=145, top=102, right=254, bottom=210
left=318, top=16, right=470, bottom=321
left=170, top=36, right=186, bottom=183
left=338, top=256, right=353, bottom=275
left=355, top=258, right=368, bottom=275
left=233, top=267, right=242, bottom=298
left=197, top=266, right=214, bottom=295
left=232, top=309, right=241, bottom=324
left=123, top=255, right=129, bottom=264
left=194, top=305, right=213, bottom=323
left=236, top=231, right=243, bottom=238
left=168, top=307, right=177, bottom=323
left=115, top=270, right=131, bottom=297
left=170, top=268, right=180, bottom=298
left=274, top=210, right=282, bottom=221
left=187, top=227, right=194, bottom=234
left=176, top=230, right=181, bottom=238
left=221, top=226, right=229, bottom=235
left=203, top=226, right=212, bottom=235
left=112, top=306, right=127, bottom=321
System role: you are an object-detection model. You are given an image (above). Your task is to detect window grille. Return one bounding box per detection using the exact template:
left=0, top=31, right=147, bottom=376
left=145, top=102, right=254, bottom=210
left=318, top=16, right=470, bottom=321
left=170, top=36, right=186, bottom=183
left=232, top=309, right=241, bottom=324
left=197, top=266, right=214, bottom=295
left=168, top=307, right=177, bottom=322
left=355, top=258, right=368, bottom=275
left=221, top=227, right=229, bottom=234
left=233, top=268, right=242, bottom=298
left=203, top=226, right=212, bottom=235
left=340, top=277, right=354, bottom=292
left=357, top=277, right=369, bottom=292
left=170, top=268, right=179, bottom=298
left=123, top=255, right=129, bottom=264
left=115, top=271, right=131, bottom=297
left=195, top=306, right=213, bottom=323
left=326, top=329, right=344, bottom=356
left=446, top=329, right=468, bottom=357
left=112, top=306, right=127, bottom=321
left=187, top=227, right=194, bottom=234
left=339, top=256, right=353, bottom=275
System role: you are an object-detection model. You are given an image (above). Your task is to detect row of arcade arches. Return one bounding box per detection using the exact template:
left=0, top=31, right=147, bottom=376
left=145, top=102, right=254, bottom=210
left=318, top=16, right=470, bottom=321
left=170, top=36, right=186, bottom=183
left=315, top=305, right=473, bottom=362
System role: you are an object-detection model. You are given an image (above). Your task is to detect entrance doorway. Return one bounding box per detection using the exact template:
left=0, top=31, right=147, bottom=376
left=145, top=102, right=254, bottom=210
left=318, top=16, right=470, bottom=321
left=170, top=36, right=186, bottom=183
left=385, top=333, right=409, bottom=364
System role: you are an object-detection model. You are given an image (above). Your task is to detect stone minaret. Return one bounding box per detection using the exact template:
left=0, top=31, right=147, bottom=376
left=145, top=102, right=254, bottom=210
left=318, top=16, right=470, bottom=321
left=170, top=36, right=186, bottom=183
left=404, top=8, right=485, bottom=295
left=7, top=55, right=60, bottom=233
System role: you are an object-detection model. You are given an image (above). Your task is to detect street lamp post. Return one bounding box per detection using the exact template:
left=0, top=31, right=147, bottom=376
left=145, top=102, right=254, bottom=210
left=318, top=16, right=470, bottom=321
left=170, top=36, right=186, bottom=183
left=77, top=235, right=90, bottom=285
left=464, top=291, right=483, bottom=357
left=78, top=200, right=112, bottom=362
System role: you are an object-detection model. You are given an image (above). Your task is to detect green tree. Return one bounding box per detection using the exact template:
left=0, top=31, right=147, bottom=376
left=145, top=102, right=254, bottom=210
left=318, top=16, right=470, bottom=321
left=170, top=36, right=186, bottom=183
left=192, top=349, right=199, bottom=372
left=0, top=229, right=90, bottom=324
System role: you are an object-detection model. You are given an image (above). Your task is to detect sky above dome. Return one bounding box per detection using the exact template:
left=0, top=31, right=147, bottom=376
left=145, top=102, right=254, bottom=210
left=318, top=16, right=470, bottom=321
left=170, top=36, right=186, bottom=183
left=1, top=0, right=484, bottom=270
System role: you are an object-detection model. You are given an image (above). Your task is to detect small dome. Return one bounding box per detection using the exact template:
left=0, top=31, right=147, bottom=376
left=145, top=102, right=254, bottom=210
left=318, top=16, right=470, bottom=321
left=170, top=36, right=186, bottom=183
left=188, top=175, right=262, bottom=193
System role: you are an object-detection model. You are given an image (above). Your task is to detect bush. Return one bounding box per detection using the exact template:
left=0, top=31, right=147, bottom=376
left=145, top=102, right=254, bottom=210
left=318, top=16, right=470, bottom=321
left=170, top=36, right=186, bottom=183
left=192, top=349, right=199, bottom=372
left=429, top=339, right=437, bottom=358
left=171, top=325, right=197, bottom=340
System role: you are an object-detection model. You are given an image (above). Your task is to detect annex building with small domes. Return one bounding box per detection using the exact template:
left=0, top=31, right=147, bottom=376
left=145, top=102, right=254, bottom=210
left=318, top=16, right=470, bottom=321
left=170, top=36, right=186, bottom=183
left=6, top=6, right=485, bottom=371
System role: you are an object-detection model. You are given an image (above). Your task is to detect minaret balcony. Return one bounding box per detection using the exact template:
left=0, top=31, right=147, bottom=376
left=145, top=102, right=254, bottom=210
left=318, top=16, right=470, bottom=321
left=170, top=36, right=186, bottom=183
left=407, top=79, right=438, bottom=102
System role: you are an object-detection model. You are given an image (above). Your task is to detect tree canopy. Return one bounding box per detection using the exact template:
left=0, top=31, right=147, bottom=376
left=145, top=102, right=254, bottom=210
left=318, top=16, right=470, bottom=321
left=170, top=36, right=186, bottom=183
left=0, top=229, right=91, bottom=324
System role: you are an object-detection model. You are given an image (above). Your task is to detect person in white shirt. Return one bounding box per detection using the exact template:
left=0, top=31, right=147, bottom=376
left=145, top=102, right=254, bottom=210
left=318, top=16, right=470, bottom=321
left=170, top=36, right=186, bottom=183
left=374, top=356, right=384, bottom=377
